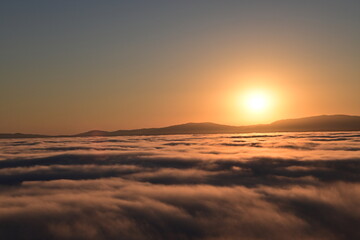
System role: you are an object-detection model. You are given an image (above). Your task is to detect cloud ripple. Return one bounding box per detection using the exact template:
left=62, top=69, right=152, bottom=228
left=0, top=132, right=359, bottom=239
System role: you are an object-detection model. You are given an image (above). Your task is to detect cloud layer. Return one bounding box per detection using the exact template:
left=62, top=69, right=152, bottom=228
left=0, top=132, right=359, bottom=239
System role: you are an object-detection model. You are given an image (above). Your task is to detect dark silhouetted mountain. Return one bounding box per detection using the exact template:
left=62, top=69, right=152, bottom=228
left=75, top=130, right=110, bottom=137
left=0, top=133, right=49, bottom=139
left=267, top=114, right=360, bottom=132
left=109, top=122, right=243, bottom=136
left=1, top=115, right=360, bottom=139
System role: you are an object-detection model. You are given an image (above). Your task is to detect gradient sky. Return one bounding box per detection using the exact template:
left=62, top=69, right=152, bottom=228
left=1, top=0, right=359, bottom=134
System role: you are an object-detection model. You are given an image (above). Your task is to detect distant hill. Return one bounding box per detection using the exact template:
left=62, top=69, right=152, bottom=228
left=111, top=122, right=243, bottom=136
left=1, top=115, right=360, bottom=139
left=267, top=115, right=360, bottom=132
left=240, top=115, right=360, bottom=133
left=77, top=115, right=360, bottom=137
left=75, top=122, right=243, bottom=137
left=0, top=133, right=49, bottom=139
left=75, top=130, right=110, bottom=137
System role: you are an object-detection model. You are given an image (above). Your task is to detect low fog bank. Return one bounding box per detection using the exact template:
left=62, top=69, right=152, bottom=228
left=0, top=132, right=359, bottom=239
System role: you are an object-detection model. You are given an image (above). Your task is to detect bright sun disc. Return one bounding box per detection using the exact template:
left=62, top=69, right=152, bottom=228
left=243, top=90, right=270, bottom=113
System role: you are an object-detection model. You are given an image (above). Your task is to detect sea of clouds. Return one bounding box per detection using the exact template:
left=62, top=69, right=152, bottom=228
left=0, top=132, right=360, bottom=240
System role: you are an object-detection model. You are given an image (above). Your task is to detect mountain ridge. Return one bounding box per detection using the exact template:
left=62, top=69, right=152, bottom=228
left=1, top=114, right=360, bottom=139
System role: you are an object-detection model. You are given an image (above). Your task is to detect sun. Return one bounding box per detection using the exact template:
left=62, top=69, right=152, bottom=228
left=232, top=86, right=277, bottom=123
left=243, top=90, right=271, bottom=113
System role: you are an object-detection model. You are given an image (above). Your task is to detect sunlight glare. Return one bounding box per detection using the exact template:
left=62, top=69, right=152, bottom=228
left=243, top=90, right=271, bottom=113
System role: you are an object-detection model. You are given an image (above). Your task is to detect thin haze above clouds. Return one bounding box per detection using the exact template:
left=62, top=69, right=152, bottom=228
left=0, top=132, right=360, bottom=239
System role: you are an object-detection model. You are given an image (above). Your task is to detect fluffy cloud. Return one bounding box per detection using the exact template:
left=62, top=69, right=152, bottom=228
left=0, top=132, right=359, bottom=239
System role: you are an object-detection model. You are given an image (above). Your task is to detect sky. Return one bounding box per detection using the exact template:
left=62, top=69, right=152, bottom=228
left=1, top=0, right=359, bottom=134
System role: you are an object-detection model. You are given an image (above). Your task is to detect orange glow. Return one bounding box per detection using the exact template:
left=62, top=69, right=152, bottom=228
left=227, top=84, right=280, bottom=125
left=243, top=90, right=270, bottom=113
